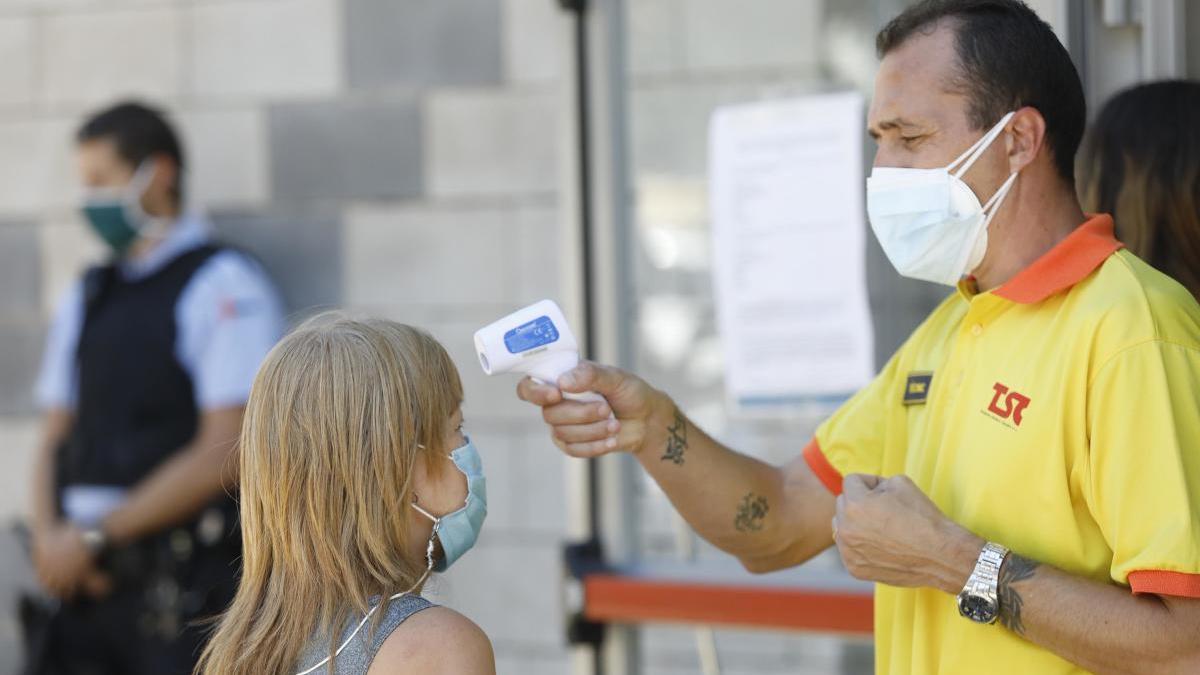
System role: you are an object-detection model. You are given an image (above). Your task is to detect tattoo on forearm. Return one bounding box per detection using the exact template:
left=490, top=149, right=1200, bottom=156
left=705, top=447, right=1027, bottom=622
left=997, top=553, right=1039, bottom=636
left=733, top=493, right=769, bottom=533
left=661, top=408, right=688, bottom=465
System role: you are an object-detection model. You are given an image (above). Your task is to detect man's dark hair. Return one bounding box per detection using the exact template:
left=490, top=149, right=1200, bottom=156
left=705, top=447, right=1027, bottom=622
left=876, top=0, right=1085, bottom=185
left=77, top=101, right=185, bottom=201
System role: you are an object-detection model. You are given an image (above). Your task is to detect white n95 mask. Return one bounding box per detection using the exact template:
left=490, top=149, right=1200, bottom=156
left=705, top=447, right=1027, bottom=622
left=866, top=111, right=1018, bottom=286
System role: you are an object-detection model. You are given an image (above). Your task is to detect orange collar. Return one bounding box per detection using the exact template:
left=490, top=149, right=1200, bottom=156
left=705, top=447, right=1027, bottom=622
left=992, top=214, right=1124, bottom=304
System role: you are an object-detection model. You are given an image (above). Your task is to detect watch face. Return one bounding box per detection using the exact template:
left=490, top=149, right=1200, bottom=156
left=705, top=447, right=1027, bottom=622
left=957, top=592, right=998, bottom=623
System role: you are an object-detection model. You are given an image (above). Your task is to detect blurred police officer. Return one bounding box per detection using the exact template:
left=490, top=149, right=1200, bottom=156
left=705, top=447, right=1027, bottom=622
left=25, top=101, right=284, bottom=674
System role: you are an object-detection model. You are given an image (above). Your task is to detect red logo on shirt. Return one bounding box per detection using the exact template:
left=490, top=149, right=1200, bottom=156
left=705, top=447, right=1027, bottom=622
left=987, top=382, right=1031, bottom=426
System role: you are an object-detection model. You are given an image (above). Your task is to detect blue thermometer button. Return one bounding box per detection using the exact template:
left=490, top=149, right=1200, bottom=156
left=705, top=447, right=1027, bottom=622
left=504, top=315, right=560, bottom=354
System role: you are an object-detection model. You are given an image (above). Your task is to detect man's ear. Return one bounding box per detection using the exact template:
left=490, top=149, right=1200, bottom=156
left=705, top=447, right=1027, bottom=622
left=145, top=154, right=180, bottom=202
left=1006, top=106, right=1046, bottom=174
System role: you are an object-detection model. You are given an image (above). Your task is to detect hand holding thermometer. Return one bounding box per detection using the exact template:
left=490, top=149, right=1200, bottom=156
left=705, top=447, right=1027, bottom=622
left=474, top=299, right=609, bottom=408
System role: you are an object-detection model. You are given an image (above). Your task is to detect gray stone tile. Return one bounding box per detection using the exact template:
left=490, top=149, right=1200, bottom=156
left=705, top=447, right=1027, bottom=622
left=268, top=97, right=422, bottom=202
left=345, top=0, right=502, bottom=88
left=425, top=89, right=557, bottom=198
left=516, top=205, right=562, bottom=304
left=0, top=17, right=34, bottom=107
left=188, top=0, right=341, bottom=101
left=0, top=222, right=41, bottom=318
left=177, top=107, right=268, bottom=209
left=209, top=208, right=343, bottom=314
left=429, top=537, right=562, bottom=647
left=41, top=7, right=182, bottom=107
left=502, top=0, right=568, bottom=84
left=0, top=323, right=44, bottom=415
left=0, top=417, right=38, bottom=520
left=516, top=426, right=569, bottom=535
left=0, top=118, right=77, bottom=217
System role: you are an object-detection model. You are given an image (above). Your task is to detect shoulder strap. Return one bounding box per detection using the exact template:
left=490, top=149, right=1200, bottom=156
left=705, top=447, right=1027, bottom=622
left=81, top=264, right=118, bottom=319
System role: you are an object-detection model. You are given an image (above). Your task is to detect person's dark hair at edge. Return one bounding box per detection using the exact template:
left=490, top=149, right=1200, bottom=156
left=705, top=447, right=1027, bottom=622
left=876, top=0, right=1086, bottom=186
left=77, top=101, right=185, bottom=202
left=1080, top=80, right=1200, bottom=298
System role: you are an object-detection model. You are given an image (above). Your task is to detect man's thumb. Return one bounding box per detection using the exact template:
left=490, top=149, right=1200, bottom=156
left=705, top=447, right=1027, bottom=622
left=559, top=361, right=623, bottom=395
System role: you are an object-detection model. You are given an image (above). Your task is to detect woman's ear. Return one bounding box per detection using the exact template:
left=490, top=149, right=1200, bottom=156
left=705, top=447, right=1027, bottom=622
left=1006, top=106, right=1047, bottom=174
left=409, top=450, right=433, bottom=499
left=445, top=407, right=466, bottom=451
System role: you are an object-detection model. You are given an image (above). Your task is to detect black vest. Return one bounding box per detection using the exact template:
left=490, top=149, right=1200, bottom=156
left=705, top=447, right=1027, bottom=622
left=59, top=245, right=222, bottom=488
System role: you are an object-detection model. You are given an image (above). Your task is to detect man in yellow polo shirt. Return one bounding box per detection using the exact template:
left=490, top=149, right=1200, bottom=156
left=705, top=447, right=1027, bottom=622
left=517, top=0, right=1200, bottom=673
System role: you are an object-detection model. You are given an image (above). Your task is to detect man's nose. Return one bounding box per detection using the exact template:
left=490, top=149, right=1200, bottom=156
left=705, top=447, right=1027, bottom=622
left=870, top=145, right=901, bottom=171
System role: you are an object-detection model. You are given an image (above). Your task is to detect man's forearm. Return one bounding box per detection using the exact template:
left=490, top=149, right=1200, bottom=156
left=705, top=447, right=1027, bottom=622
left=632, top=395, right=832, bottom=570
left=102, top=407, right=242, bottom=546
left=927, top=528, right=1200, bottom=675
left=986, top=555, right=1200, bottom=675
left=31, top=409, right=73, bottom=530
left=834, top=475, right=1200, bottom=674
left=102, top=444, right=226, bottom=545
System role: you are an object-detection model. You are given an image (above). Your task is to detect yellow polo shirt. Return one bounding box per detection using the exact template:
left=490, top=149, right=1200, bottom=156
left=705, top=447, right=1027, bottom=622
left=804, top=215, right=1200, bottom=674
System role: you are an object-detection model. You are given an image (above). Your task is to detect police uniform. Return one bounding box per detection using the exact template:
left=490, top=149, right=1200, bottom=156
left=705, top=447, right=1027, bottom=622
left=804, top=215, right=1200, bottom=674
left=33, top=211, right=284, bottom=673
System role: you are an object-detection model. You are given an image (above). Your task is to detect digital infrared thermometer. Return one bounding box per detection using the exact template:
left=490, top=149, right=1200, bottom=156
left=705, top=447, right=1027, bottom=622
left=474, top=299, right=608, bottom=407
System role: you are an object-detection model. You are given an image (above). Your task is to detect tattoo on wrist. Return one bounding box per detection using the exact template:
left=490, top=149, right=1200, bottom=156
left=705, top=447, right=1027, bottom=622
left=733, top=493, right=769, bottom=533
left=997, top=553, right=1039, bottom=636
left=661, top=408, right=688, bottom=465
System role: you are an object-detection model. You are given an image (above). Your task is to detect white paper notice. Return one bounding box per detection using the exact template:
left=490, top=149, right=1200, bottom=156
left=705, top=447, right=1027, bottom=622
left=709, top=91, right=874, bottom=409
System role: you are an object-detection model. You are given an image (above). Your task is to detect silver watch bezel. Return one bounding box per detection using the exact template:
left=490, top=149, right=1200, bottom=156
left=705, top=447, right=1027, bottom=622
left=81, top=527, right=108, bottom=556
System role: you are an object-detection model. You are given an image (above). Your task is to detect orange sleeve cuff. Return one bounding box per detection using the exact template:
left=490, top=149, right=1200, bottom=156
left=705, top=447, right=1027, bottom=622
left=802, top=438, right=843, bottom=496
left=1128, top=570, right=1200, bottom=598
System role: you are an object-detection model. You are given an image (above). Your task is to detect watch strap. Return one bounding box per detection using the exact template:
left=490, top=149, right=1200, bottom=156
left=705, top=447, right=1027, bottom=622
left=958, top=541, right=1009, bottom=623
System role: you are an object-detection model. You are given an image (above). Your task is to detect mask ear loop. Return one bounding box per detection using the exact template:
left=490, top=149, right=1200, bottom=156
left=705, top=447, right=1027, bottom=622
left=947, top=111, right=1016, bottom=179
left=124, top=159, right=174, bottom=242
left=295, top=499, right=441, bottom=675
left=980, top=171, right=1019, bottom=228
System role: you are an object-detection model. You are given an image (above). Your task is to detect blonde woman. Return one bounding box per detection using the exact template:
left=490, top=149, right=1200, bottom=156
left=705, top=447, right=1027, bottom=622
left=197, top=314, right=495, bottom=674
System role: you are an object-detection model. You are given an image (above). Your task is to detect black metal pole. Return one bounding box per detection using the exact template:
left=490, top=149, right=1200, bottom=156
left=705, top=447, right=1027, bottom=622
left=559, top=0, right=607, bottom=671
left=558, top=0, right=602, bottom=554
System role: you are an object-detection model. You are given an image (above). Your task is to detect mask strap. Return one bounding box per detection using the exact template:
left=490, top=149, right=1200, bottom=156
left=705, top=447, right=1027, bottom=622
left=980, top=171, right=1019, bottom=228
left=296, top=505, right=439, bottom=675
left=410, top=499, right=439, bottom=524
left=947, top=111, right=1016, bottom=178
left=124, top=160, right=176, bottom=240
left=128, top=160, right=157, bottom=195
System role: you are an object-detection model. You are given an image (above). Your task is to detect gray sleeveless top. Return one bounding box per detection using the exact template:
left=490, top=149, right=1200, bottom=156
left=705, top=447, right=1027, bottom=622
left=294, top=595, right=435, bottom=675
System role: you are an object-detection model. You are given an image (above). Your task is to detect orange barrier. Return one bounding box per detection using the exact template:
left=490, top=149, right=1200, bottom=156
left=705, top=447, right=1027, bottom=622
left=580, top=564, right=874, bottom=636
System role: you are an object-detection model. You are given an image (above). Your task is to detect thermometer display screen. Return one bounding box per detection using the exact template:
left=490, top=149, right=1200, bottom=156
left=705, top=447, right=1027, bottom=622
left=504, top=315, right=560, bottom=354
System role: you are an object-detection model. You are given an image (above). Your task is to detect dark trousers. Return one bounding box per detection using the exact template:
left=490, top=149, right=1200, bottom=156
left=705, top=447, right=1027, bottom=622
left=23, top=534, right=239, bottom=675
left=38, top=588, right=209, bottom=675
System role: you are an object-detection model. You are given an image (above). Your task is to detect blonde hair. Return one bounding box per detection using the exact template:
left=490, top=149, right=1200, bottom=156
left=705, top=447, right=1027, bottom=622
left=196, top=313, right=463, bottom=675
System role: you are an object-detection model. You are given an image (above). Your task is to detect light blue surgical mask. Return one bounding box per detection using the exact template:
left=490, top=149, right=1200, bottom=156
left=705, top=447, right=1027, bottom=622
left=411, top=438, right=487, bottom=572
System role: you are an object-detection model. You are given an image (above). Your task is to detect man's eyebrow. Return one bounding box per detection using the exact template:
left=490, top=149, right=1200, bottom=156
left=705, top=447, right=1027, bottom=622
left=867, top=117, right=924, bottom=139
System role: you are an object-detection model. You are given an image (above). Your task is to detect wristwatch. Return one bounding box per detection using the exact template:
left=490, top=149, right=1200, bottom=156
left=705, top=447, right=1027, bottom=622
left=80, top=527, right=109, bottom=556
left=957, top=541, right=1009, bottom=624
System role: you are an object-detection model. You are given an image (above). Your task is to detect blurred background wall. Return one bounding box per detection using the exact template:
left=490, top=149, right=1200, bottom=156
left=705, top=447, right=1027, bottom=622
left=0, top=1, right=572, bottom=672
left=0, top=1, right=1196, bottom=673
